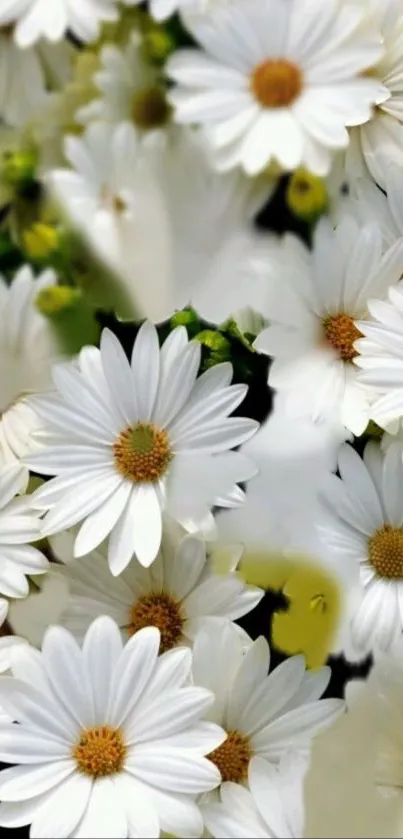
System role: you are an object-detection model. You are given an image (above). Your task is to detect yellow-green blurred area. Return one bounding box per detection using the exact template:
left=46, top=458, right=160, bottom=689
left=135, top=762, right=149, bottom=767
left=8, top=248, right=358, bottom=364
left=212, top=548, right=341, bottom=669
left=285, top=167, right=328, bottom=223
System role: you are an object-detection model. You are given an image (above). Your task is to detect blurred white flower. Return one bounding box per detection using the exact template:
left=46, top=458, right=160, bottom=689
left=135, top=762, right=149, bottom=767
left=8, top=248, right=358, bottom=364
left=0, top=0, right=118, bottom=47
left=167, top=0, right=387, bottom=176
left=345, top=0, right=403, bottom=191
left=0, top=33, right=72, bottom=127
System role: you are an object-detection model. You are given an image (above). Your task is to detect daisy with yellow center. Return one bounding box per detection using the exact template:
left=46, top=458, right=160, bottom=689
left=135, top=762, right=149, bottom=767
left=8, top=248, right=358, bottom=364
left=167, top=0, right=387, bottom=175
left=254, top=216, right=403, bottom=435
left=318, top=441, right=403, bottom=655
left=0, top=617, right=224, bottom=838
left=192, top=622, right=344, bottom=791
left=27, top=322, right=258, bottom=573
left=50, top=525, right=263, bottom=652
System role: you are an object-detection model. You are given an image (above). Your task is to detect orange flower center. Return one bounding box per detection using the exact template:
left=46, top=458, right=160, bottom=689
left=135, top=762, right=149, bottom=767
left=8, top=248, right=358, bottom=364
left=73, top=726, right=126, bottom=777
left=208, top=730, right=252, bottom=783
left=368, top=525, right=403, bottom=579
left=322, top=313, right=362, bottom=362
left=113, top=422, right=172, bottom=483
left=128, top=592, right=184, bottom=653
left=251, top=59, right=302, bottom=108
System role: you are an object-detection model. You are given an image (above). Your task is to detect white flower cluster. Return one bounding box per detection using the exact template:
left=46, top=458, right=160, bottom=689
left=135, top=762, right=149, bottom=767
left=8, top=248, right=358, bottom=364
left=2, top=0, right=403, bottom=835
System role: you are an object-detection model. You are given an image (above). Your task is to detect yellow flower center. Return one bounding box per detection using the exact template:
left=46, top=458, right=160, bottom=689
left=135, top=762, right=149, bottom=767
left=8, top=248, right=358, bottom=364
left=251, top=59, right=302, bottom=108
left=286, top=168, right=328, bottom=220
left=131, top=86, right=171, bottom=130
left=322, top=313, right=362, bottom=362
left=113, top=422, right=172, bottom=483
left=368, top=525, right=403, bottom=579
left=73, top=725, right=126, bottom=777
left=128, top=592, right=184, bottom=653
left=208, top=730, right=252, bottom=783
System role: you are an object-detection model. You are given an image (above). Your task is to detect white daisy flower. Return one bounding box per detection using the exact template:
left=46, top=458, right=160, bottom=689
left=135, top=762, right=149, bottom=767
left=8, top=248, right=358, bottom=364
left=0, top=616, right=224, bottom=838
left=46, top=121, right=180, bottom=323
left=0, top=463, right=48, bottom=628
left=345, top=0, right=403, bottom=191
left=166, top=0, right=387, bottom=176
left=49, top=523, right=264, bottom=650
left=254, top=216, right=403, bottom=435
left=354, top=280, right=403, bottom=429
left=0, top=32, right=72, bottom=127
left=192, top=621, right=344, bottom=792
left=77, top=32, right=172, bottom=138
left=318, top=441, right=403, bottom=654
left=26, top=322, right=258, bottom=572
left=202, top=751, right=307, bottom=838
left=0, top=0, right=118, bottom=48
left=0, top=265, right=61, bottom=478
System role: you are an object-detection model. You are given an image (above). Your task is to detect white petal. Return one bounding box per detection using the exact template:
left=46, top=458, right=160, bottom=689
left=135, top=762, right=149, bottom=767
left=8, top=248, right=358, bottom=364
left=41, top=626, right=94, bottom=729
left=82, top=615, right=123, bottom=724
left=131, top=322, right=160, bottom=421
left=74, top=481, right=132, bottom=558
left=0, top=761, right=76, bottom=802
left=226, top=637, right=270, bottom=730
left=30, top=772, right=93, bottom=839
left=131, top=485, right=162, bottom=568
left=109, top=626, right=160, bottom=727
left=115, top=774, right=159, bottom=838
left=74, top=778, right=128, bottom=839
left=126, top=686, right=215, bottom=744
left=127, top=746, right=221, bottom=794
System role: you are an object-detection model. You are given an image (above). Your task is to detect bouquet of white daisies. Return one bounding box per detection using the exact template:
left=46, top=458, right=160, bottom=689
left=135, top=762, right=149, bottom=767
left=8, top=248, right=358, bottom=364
left=1, top=0, right=403, bottom=836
